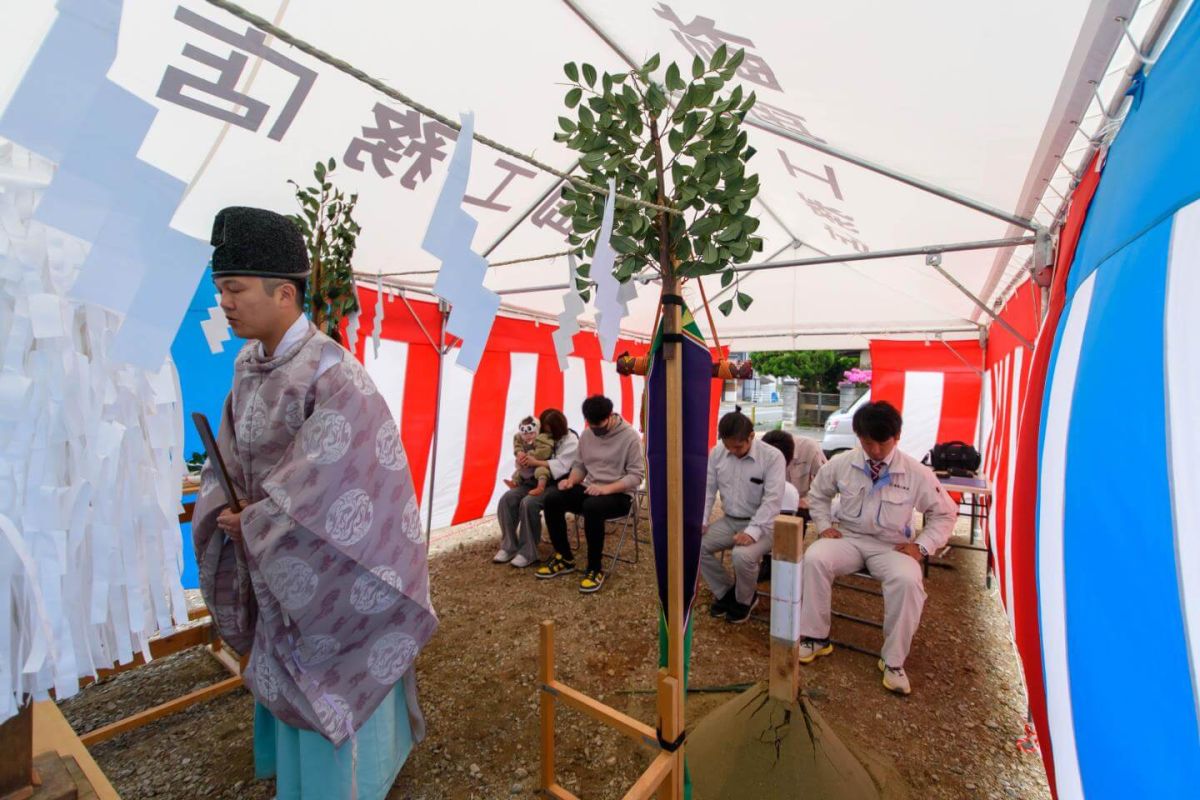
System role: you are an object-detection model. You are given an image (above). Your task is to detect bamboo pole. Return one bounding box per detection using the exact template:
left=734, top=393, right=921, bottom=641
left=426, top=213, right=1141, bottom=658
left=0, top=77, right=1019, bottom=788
left=539, top=620, right=557, bottom=794
left=650, top=111, right=686, bottom=800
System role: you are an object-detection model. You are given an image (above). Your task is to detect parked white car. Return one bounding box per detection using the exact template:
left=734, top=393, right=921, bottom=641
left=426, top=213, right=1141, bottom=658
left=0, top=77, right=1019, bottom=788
left=821, top=390, right=870, bottom=456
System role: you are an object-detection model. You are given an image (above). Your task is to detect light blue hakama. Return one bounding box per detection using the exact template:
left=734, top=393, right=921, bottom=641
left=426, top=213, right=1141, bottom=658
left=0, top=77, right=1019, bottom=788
left=253, top=683, right=413, bottom=800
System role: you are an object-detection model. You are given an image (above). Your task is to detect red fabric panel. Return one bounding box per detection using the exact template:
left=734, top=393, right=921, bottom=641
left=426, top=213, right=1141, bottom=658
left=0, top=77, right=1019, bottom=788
left=452, top=351, right=511, bottom=525
left=987, top=279, right=1040, bottom=369
left=534, top=354, right=565, bottom=418
left=869, top=339, right=983, bottom=438
left=991, top=355, right=1015, bottom=609
left=583, top=357, right=604, bottom=400
left=400, top=343, right=439, bottom=504
left=1007, top=154, right=1103, bottom=797
left=708, top=346, right=728, bottom=447
left=871, top=367, right=907, bottom=416
left=937, top=369, right=983, bottom=445
left=619, top=374, right=634, bottom=423
left=354, top=285, right=651, bottom=360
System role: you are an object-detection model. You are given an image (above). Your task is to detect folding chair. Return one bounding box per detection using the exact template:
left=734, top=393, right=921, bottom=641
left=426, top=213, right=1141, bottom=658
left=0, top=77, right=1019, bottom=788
left=570, top=499, right=641, bottom=574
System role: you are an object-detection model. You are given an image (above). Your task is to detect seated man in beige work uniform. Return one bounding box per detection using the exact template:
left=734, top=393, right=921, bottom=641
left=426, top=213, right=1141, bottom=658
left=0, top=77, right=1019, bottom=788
left=799, top=401, right=957, bottom=695
left=787, top=430, right=826, bottom=530
left=700, top=408, right=786, bottom=624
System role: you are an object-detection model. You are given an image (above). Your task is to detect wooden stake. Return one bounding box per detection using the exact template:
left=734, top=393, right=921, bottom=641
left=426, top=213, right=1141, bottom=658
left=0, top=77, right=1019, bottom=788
left=650, top=112, right=686, bottom=800
left=655, top=671, right=683, bottom=800
left=539, top=620, right=556, bottom=794
left=622, top=752, right=674, bottom=800
left=769, top=515, right=804, bottom=705
left=0, top=700, right=32, bottom=798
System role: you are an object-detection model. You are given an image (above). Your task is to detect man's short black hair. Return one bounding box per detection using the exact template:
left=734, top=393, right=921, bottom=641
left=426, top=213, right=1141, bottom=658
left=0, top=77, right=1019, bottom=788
left=762, top=429, right=794, bottom=464
left=717, top=407, right=754, bottom=441
left=581, top=394, right=614, bottom=425
left=262, top=276, right=307, bottom=309
left=852, top=401, right=903, bottom=442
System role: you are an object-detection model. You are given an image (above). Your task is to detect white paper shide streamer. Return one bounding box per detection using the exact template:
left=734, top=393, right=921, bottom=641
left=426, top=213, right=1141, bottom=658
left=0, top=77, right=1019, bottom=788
left=371, top=274, right=385, bottom=359
left=199, top=293, right=232, bottom=354
left=0, top=140, right=188, bottom=723
left=423, top=112, right=500, bottom=372
left=591, top=178, right=636, bottom=360
left=552, top=254, right=586, bottom=371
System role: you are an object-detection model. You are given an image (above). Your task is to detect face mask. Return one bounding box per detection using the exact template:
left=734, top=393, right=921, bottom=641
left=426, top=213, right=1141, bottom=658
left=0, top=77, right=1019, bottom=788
left=589, top=422, right=609, bottom=437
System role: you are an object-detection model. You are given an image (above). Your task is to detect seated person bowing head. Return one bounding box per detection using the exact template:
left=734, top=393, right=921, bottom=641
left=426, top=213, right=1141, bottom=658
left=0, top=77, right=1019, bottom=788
left=761, top=430, right=801, bottom=515
left=535, top=395, right=645, bottom=594
left=699, top=408, right=787, bottom=624
left=798, top=401, right=958, bottom=696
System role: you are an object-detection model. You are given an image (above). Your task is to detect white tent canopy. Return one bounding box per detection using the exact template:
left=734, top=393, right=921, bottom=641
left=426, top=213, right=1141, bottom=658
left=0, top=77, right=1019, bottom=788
left=1, top=0, right=1160, bottom=350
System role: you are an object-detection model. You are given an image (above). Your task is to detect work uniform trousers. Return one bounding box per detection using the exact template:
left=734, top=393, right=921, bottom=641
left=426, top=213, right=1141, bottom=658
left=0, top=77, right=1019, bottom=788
left=700, top=515, right=774, bottom=606
left=496, top=479, right=546, bottom=563
left=798, top=532, right=926, bottom=667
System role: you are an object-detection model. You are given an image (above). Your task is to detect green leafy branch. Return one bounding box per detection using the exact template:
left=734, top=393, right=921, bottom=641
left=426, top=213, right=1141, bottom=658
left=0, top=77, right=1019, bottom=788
left=288, top=158, right=361, bottom=339
left=553, top=45, right=762, bottom=312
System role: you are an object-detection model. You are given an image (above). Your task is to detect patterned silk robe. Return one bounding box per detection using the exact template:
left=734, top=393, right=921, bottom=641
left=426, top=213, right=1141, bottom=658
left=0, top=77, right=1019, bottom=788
left=192, top=323, right=437, bottom=747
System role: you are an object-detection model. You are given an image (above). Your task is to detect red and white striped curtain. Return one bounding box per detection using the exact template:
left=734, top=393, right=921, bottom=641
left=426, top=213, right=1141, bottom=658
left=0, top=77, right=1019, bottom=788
left=980, top=280, right=1040, bottom=621
left=346, top=286, right=724, bottom=536
left=868, top=338, right=984, bottom=461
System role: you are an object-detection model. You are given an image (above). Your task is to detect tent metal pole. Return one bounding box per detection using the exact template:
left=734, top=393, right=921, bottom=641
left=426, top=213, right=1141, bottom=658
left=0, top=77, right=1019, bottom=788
left=733, top=236, right=1036, bottom=274
left=705, top=196, right=806, bottom=308
left=730, top=327, right=980, bottom=340
left=482, top=163, right=579, bottom=258
left=937, top=336, right=985, bottom=377
left=706, top=239, right=795, bottom=307
left=927, top=258, right=1034, bottom=350
left=745, top=117, right=1041, bottom=232
left=496, top=283, right=571, bottom=295
left=425, top=300, right=450, bottom=552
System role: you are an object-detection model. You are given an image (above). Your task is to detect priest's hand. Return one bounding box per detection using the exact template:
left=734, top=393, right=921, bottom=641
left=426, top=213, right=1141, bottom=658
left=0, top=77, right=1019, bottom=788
left=819, top=528, right=842, bottom=539
left=217, top=506, right=243, bottom=540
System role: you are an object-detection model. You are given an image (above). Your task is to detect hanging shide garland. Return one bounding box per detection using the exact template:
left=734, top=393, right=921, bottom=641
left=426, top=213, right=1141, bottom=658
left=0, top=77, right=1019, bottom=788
left=0, top=143, right=189, bottom=722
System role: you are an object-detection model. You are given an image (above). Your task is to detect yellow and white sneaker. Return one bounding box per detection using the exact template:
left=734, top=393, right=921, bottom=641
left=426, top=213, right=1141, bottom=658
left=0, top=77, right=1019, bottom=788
left=579, top=570, right=606, bottom=594
left=797, top=638, right=833, bottom=664
left=878, top=659, right=911, bottom=695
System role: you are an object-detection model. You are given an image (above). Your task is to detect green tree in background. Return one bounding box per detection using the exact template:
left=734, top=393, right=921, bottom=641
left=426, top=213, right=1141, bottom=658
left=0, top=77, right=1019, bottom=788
left=749, top=350, right=859, bottom=391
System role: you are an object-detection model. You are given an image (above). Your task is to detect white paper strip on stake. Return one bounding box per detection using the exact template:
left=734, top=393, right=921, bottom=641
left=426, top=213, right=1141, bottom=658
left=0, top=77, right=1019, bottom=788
left=345, top=309, right=361, bottom=356
left=29, top=293, right=65, bottom=338
left=200, top=294, right=231, bottom=355
left=591, top=178, right=623, bottom=360
left=552, top=253, right=585, bottom=371
left=0, top=513, right=57, bottom=675
left=0, top=374, right=32, bottom=421
left=425, top=112, right=499, bottom=372
left=769, top=558, right=803, bottom=643
left=372, top=274, right=384, bottom=359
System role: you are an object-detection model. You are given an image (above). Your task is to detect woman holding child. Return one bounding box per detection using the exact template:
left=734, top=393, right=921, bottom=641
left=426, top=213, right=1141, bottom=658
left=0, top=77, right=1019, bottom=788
left=493, top=408, right=578, bottom=568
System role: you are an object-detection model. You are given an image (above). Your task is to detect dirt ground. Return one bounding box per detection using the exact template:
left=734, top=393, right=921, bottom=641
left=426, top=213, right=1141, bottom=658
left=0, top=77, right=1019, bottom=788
left=59, top=514, right=1052, bottom=800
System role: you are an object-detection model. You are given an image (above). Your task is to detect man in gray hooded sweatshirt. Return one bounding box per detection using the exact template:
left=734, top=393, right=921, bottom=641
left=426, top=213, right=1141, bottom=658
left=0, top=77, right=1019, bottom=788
left=536, top=395, right=645, bottom=593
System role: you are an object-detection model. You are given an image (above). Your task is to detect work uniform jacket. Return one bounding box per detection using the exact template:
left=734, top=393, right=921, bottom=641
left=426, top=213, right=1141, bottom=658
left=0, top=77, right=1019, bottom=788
left=806, top=446, right=958, bottom=554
